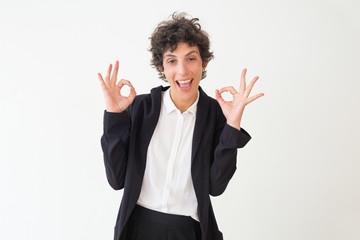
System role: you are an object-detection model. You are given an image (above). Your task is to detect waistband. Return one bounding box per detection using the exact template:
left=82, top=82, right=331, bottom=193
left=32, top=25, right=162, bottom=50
left=132, top=205, right=199, bottom=227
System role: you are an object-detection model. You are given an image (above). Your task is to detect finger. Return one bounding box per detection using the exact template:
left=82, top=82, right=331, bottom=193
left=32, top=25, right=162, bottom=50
left=247, top=93, right=265, bottom=104
left=116, top=79, right=133, bottom=89
left=219, top=86, right=237, bottom=95
left=97, top=72, right=104, bottom=82
left=239, top=68, right=247, bottom=93
left=97, top=73, right=107, bottom=91
left=110, top=60, right=119, bottom=85
left=244, top=76, right=259, bottom=97
left=215, top=89, right=227, bottom=106
left=105, top=64, right=112, bottom=84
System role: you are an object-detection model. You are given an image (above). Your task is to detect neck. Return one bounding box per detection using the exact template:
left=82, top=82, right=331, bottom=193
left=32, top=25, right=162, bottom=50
left=169, top=90, right=198, bottom=113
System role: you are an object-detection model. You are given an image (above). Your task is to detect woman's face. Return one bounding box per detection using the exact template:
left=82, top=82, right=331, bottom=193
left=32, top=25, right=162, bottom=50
left=162, top=42, right=205, bottom=112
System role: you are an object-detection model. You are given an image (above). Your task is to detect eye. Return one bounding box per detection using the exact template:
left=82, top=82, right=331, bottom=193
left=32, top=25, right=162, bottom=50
left=188, top=57, right=196, bottom=61
left=167, top=59, right=176, bottom=64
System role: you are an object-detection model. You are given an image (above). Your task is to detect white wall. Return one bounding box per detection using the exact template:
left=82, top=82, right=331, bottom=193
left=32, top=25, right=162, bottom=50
left=1, top=0, right=359, bottom=239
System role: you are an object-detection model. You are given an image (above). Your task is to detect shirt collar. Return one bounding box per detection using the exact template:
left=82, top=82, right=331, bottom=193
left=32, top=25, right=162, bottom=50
left=163, top=88, right=199, bottom=115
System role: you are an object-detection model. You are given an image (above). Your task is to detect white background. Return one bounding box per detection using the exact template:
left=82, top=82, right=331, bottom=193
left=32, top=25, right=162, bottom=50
left=1, top=0, right=359, bottom=239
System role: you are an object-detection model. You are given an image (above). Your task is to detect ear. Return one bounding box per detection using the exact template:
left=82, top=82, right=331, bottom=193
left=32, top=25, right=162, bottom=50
left=157, top=66, right=164, bottom=72
left=202, top=61, right=208, bottom=70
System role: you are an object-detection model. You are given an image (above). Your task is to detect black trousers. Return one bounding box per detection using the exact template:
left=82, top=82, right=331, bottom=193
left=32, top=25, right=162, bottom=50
left=120, top=205, right=201, bottom=240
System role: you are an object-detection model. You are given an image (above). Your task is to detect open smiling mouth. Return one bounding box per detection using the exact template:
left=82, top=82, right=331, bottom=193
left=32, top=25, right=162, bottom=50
left=176, top=78, right=193, bottom=90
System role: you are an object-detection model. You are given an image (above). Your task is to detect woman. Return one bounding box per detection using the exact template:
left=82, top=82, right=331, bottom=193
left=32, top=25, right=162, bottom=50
left=98, top=13, right=264, bottom=240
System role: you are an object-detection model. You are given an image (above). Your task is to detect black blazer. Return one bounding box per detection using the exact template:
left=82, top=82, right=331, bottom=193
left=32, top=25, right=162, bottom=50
left=101, top=86, right=251, bottom=240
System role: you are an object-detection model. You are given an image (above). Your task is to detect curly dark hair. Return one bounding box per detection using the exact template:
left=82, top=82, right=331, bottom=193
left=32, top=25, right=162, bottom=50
left=149, top=12, right=214, bottom=81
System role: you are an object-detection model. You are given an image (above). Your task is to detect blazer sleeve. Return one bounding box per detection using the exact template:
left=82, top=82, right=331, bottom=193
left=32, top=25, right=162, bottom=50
left=100, top=110, right=131, bottom=190
left=209, top=105, right=251, bottom=196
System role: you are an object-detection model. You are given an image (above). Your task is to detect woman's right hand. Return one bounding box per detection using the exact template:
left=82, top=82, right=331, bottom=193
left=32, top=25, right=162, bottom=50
left=98, top=60, right=136, bottom=113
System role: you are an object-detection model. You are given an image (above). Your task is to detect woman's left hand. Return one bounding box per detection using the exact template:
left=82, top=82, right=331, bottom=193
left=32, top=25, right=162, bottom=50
left=215, top=68, right=264, bottom=130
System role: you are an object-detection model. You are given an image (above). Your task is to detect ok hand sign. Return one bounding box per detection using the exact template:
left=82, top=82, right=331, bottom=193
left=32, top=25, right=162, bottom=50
left=215, top=68, right=264, bottom=130
left=98, top=61, right=136, bottom=113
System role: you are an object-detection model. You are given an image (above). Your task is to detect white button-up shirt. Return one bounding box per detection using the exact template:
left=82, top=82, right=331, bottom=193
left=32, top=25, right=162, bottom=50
left=137, top=88, right=199, bottom=221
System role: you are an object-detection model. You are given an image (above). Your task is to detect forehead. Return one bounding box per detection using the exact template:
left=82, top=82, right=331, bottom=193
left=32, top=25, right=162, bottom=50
left=163, top=42, right=200, bottom=57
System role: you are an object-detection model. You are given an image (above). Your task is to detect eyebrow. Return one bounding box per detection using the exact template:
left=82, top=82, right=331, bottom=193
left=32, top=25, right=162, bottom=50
left=163, top=50, right=200, bottom=59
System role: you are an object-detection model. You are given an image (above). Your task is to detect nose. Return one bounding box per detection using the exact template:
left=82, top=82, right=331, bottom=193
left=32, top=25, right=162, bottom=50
left=177, top=61, right=188, bottom=76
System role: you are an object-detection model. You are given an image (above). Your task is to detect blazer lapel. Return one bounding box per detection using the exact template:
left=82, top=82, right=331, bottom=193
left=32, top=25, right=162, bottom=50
left=138, top=86, right=165, bottom=171
left=192, top=86, right=209, bottom=162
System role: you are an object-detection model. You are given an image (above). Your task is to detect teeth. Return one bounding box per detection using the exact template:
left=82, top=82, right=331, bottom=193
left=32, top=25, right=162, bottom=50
left=178, top=79, right=192, bottom=84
